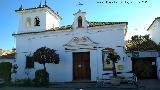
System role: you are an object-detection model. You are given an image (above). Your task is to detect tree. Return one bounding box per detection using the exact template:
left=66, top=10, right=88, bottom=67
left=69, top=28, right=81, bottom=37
left=131, top=34, right=150, bottom=40
left=107, top=49, right=120, bottom=77
left=32, top=47, right=60, bottom=70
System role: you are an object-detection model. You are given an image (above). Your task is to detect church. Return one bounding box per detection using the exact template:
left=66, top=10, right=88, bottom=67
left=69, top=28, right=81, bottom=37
left=13, top=2, right=132, bottom=82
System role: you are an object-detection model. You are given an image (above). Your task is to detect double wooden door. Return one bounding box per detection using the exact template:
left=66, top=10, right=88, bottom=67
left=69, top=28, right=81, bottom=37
left=73, top=52, right=91, bottom=81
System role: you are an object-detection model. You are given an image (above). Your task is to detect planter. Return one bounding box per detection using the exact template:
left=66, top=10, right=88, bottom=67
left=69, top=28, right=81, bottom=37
left=111, top=77, right=120, bottom=86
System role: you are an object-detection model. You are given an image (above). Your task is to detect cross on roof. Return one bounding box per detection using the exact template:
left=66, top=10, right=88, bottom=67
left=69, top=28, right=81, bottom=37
left=77, top=2, right=84, bottom=10
left=78, top=2, right=83, bottom=6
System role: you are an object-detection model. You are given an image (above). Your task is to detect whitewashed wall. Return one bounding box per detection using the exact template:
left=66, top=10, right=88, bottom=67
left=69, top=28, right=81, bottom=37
left=17, top=7, right=61, bottom=33
left=14, top=23, right=131, bottom=82
left=148, top=19, right=160, bottom=44
left=0, top=59, right=15, bottom=64
left=14, top=8, right=130, bottom=82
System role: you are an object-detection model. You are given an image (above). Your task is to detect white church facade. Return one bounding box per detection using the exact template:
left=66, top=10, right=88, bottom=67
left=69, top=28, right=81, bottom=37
left=13, top=3, right=132, bottom=82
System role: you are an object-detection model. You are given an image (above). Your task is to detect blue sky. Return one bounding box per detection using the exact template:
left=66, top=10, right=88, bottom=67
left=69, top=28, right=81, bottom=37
left=0, top=0, right=160, bottom=50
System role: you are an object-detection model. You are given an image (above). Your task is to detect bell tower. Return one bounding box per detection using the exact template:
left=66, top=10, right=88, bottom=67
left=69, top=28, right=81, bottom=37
left=72, top=9, right=88, bottom=29
left=15, top=2, right=62, bottom=33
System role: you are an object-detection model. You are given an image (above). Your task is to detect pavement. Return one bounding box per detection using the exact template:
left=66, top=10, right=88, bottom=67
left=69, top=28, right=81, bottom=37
left=0, top=79, right=160, bottom=90
left=49, top=82, right=138, bottom=89
left=48, top=79, right=160, bottom=89
left=138, top=79, right=160, bottom=89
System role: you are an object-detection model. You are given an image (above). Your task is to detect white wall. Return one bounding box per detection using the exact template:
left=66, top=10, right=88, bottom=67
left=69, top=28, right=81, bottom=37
left=18, top=10, right=46, bottom=33
left=0, top=59, right=15, bottom=63
left=72, top=11, right=88, bottom=29
left=14, top=23, right=131, bottom=82
left=46, top=11, right=60, bottom=30
left=149, top=19, right=160, bottom=44
left=17, top=8, right=61, bottom=33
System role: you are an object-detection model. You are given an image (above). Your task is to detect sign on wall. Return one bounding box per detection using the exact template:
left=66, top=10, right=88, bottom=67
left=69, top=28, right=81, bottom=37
left=118, top=64, right=123, bottom=70
left=132, top=52, right=139, bottom=58
left=131, top=51, right=158, bottom=58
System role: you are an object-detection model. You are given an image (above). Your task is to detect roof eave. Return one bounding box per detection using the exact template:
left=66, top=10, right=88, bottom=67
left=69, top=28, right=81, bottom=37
left=147, top=17, right=160, bottom=31
left=15, top=6, right=62, bottom=20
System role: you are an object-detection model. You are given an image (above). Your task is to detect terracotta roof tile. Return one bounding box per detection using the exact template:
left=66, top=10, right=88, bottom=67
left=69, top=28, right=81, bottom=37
left=88, top=22, right=128, bottom=27
left=0, top=53, right=16, bottom=59
left=13, top=22, right=128, bottom=35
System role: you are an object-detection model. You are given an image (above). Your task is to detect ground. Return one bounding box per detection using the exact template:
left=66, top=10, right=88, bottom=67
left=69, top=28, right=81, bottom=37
left=0, top=87, right=159, bottom=90
left=0, top=79, right=160, bottom=90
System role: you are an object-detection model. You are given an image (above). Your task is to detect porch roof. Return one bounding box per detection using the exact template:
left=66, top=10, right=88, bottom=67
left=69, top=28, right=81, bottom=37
left=0, top=53, right=16, bottom=60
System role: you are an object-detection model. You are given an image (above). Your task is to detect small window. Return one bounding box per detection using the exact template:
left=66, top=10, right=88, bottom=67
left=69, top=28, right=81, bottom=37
left=25, top=56, right=34, bottom=69
left=34, top=16, right=40, bottom=26
left=26, top=17, right=31, bottom=28
left=78, top=16, right=82, bottom=27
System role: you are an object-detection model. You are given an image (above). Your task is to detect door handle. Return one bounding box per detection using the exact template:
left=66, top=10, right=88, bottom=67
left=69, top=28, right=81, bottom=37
left=78, top=64, right=82, bottom=68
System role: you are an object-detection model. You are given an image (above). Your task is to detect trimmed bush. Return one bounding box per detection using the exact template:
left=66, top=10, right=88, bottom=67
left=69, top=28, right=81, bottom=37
left=34, top=69, right=49, bottom=86
left=14, top=79, right=34, bottom=87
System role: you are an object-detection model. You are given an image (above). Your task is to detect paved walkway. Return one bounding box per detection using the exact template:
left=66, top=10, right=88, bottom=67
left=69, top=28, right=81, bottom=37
left=49, top=82, right=137, bottom=89
left=0, top=79, right=160, bottom=90
left=138, top=79, right=160, bottom=89
left=48, top=79, right=160, bottom=89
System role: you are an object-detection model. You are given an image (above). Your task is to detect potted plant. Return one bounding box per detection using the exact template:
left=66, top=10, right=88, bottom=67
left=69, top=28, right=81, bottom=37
left=107, top=48, right=120, bottom=85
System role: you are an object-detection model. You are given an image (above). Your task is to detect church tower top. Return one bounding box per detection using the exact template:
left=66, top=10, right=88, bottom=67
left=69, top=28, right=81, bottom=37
left=15, top=1, right=62, bottom=33
left=72, top=9, right=88, bottom=29
left=15, top=2, right=61, bottom=20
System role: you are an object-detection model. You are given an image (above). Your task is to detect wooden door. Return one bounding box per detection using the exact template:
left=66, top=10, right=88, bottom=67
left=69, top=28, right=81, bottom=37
left=73, top=52, right=91, bottom=80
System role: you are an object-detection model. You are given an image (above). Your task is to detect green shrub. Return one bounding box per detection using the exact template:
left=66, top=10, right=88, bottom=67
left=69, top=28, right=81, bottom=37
left=34, top=69, right=49, bottom=86
left=0, top=62, right=12, bottom=81
left=15, top=79, right=33, bottom=87
left=22, top=79, right=32, bottom=86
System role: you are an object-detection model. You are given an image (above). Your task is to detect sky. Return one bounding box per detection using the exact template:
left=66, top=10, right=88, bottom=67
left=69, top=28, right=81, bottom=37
left=0, top=0, right=160, bottom=50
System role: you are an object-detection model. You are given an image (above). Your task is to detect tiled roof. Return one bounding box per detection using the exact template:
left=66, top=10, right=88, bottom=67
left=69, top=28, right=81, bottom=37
left=54, top=22, right=128, bottom=30
left=54, top=25, right=72, bottom=30
left=0, top=53, right=16, bottom=59
left=125, top=38, right=160, bottom=51
left=13, top=22, right=127, bottom=36
left=15, top=5, right=62, bottom=20
left=0, top=52, right=2, bottom=56
left=0, top=49, right=16, bottom=59
left=88, top=22, right=128, bottom=27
